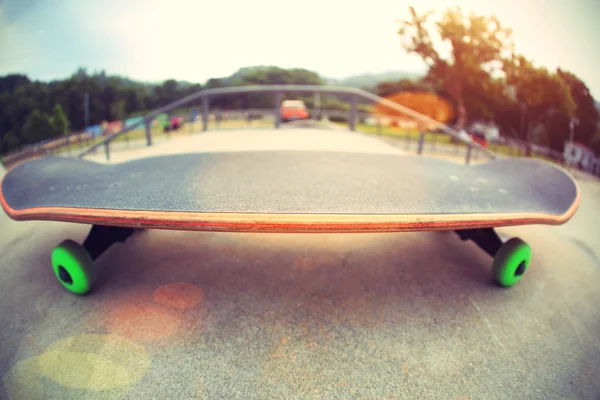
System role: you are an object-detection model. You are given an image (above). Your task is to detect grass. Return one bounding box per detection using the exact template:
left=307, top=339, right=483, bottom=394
left=337, top=122, right=472, bottom=146
left=487, top=142, right=521, bottom=157
left=335, top=121, right=533, bottom=159
left=7, top=118, right=572, bottom=174
left=345, top=122, right=570, bottom=166
left=336, top=122, right=420, bottom=138
left=52, top=119, right=277, bottom=157
left=53, top=138, right=102, bottom=156
left=337, top=122, right=474, bottom=154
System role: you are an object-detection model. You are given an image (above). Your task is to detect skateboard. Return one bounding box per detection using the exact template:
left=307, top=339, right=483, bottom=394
left=0, top=151, right=580, bottom=294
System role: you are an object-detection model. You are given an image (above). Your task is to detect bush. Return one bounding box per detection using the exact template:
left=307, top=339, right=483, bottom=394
left=328, top=115, right=348, bottom=123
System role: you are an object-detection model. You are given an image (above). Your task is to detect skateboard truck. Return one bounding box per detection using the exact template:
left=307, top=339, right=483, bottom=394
left=49, top=224, right=533, bottom=296
left=0, top=150, right=577, bottom=295
left=83, top=225, right=139, bottom=261
left=454, top=228, right=532, bottom=287
left=454, top=228, right=503, bottom=258
left=51, top=225, right=140, bottom=295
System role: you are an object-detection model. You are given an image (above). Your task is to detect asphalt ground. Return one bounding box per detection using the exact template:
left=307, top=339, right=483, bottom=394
left=1, top=127, right=599, bottom=400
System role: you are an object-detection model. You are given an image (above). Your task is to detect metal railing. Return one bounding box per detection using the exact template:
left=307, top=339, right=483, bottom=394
left=5, top=85, right=599, bottom=177
left=18, top=85, right=597, bottom=175
left=4, top=89, right=599, bottom=178
left=77, top=85, right=496, bottom=164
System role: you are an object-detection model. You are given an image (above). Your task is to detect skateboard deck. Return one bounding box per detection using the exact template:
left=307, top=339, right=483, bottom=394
left=0, top=151, right=579, bottom=233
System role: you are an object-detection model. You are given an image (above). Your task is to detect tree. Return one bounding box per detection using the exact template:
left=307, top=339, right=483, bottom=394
left=22, top=110, right=54, bottom=143
left=124, top=88, right=146, bottom=113
left=288, top=68, right=324, bottom=85
left=0, top=65, right=331, bottom=152
left=376, top=78, right=433, bottom=98
left=590, top=126, right=600, bottom=154
left=494, top=102, right=523, bottom=139
left=110, top=99, right=126, bottom=122
left=397, top=6, right=513, bottom=128
left=0, top=74, right=31, bottom=94
left=556, top=69, right=599, bottom=146
left=0, top=131, right=20, bottom=154
left=226, top=66, right=324, bottom=108
left=461, top=69, right=511, bottom=123
left=51, top=104, right=70, bottom=136
left=503, top=55, right=576, bottom=152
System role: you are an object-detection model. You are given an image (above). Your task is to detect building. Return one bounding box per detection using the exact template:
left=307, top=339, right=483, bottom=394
left=563, top=141, right=597, bottom=171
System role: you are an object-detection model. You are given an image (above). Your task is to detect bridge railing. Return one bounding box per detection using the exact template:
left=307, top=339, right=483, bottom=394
left=82, top=107, right=599, bottom=178
left=5, top=87, right=599, bottom=178
left=76, top=85, right=496, bottom=165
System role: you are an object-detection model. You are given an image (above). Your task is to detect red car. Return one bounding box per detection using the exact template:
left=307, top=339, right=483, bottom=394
left=280, top=100, right=309, bottom=122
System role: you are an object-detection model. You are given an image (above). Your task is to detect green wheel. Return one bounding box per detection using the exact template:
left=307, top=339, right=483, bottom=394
left=51, top=240, right=97, bottom=295
left=492, top=237, right=531, bottom=287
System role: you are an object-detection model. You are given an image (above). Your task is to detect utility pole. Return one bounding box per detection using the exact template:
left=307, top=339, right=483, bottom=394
left=569, top=117, right=579, bottom=146
left=519, top=102, right=527, bottom=139
left=84, top=93, right=90, bottom=145
left=568, top=117, right=579, bottom=167
left=84, top=93, right=90, bottom=129
left=520, top=102, right=531, bottom=156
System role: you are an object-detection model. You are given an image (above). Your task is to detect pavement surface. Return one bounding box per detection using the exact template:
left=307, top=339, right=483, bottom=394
left=1, top=127, right=600, bottom=400
left=82, top=126, right=407, bottom=164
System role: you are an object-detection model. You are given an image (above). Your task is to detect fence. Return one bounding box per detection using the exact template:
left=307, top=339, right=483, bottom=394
left=2, top=85, right=494, bottom=166
left=73, top=85, right=494, bottom=162
left=53, top=108, right=591, bottom=178
left=3, top=84, right=598, bottom=179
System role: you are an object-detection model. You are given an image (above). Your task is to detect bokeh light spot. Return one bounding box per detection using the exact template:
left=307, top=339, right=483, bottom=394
left=38, top=351, right=131, bottom=390
left=106, top=303, right=180, bottom=341
left=3, top=334, right=150, bottom=399
left=153, top=282, right=205, bottom=309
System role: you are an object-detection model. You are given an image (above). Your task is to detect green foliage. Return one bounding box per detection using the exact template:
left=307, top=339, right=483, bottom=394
left=591, top=127, right=600, bottom=154
left=110, top=99, right=126, bottom=121
left=2, top=51, right=596, bottom=158
left=504, top=55, right=575, bottom=120
left=22, top=109, right=54, bottom=143
left=376, top=79, right=433, bottom=97
left=0, top=131, right=20, bottom=154
left=0, top=65, right=331, bottom=153
left=221, top=66, right=325, bottom=109
left=224, top=66, right=324, bottom=86
left=556, top=69, right=599, bottom=145
left=328, top=115, right=349, bottom=123
left=0, top=74, right=31, bottom=93
left=503, top=55, right=576, bottom=151
left=530, top=123, right=549, bottom=147
left=397, top=6, right=513, bottom=127
left=394, top=6, right=599, bottom=154
left=332, top=71, right=422, bottom=92
left=51, top=104, right=70, bottom=136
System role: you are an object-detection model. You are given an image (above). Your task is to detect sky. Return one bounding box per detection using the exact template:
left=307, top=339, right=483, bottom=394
left=1, top=0, right=600, bottom=96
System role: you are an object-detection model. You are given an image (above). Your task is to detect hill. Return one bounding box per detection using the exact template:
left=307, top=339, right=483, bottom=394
left=327, top=71, right=424, bottom=91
